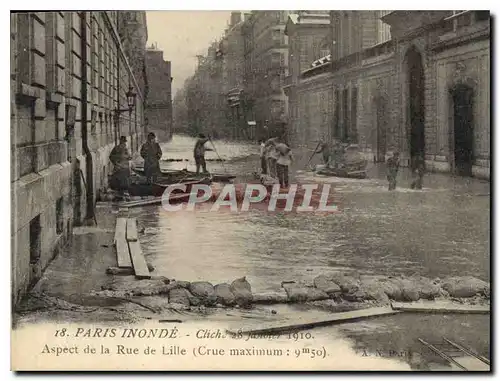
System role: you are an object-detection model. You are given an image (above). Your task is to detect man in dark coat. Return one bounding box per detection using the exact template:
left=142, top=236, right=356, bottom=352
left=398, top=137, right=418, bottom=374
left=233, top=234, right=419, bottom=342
left=140, top=132, right=163, bottom=184
left=314, top=137, right=331, bottom=167
left=386, top=151, right=400, bottom=191
left=410, top=154, right=425, bottom=190
left=109, top=136, right=132, bottom=198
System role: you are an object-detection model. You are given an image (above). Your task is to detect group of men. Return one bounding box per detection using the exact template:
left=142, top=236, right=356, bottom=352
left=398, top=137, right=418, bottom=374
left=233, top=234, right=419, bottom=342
left=259, top=137, right=293, bottom=188
left=312, top=136, right=347, bottom=169
left=108, top=132, right=215, bottom=200
left=108, top=132, right=163, bottom=200
left=386, top=152, right=425, bottom=191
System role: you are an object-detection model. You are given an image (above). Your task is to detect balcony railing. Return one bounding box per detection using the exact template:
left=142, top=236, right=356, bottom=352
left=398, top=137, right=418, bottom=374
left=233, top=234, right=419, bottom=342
left=440, top=11, right=489, bottom=34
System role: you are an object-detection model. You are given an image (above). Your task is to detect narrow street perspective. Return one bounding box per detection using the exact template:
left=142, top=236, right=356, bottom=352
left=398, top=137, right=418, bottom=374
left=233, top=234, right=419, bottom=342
left=11, top=10, right=490, bottom=372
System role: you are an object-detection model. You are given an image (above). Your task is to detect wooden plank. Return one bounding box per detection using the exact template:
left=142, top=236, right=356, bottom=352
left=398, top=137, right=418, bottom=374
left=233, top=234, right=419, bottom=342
left=391, top=302, right=490, bottom=314
left=121, top=197, right=163, bottom=208
left=121, top=193, right=190, bottom=208
left=113, top=218, right=127, bottom=245
left=226, top=306, right=401, bottom=335
left=128, top=240, right=150, bottom=279
left=126, top=218, right=138, bottom=242
left=115, top=237, right=132, bottom=269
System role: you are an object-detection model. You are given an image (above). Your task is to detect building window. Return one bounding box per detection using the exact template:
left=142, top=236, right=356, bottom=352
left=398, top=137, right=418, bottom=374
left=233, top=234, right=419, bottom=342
left=342, top=88, right=349, bottom=141
left=350, top=87, right=358, bottom=143
left=475, top=11, right=490, bottom=21
left=334, top=89, right=341, bottom=139
left=272, top=29, right=281, bottom=43
left=56, top=197, right=64, bottom=234
left=377, top=11, right=391, bottom=44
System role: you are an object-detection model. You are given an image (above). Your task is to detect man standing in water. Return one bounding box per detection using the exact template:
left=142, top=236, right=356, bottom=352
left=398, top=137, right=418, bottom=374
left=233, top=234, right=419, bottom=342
left=265, top=137, right=279, bottom=178
left=109, top=136, right=132, bottom=199
left=259, top=139, right=268, bottom=175
left=314, top=136, right=331, bottom=167
left=410, top=154, right=425, bottom=190
left=386, top=151, right=400, bottom=191
left=140, top=132, right=163, bottom=184
left=193, top=133, right=213, bottom=174
left=276, top=142, right=293, bottom=188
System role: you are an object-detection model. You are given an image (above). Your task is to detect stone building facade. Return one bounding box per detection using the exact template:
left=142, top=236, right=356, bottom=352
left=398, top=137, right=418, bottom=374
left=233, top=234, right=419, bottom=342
left=184, top=41, right=225, bottom=138
left=222, top=12, right=248, bottom=140
left=145, top=45, right=173, bottom=141
left=11, top=11, right=148, bottom=307
left=382, top=11, right=490, bottom=177
left=285, top=10, right=489, bottom=178
left=242, top=11, right=291, bottom=140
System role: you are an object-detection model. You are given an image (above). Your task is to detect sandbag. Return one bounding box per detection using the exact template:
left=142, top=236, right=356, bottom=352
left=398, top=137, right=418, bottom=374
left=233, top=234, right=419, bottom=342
left=230, top=277, right=253, bottom=307
left=253, top=292, right=288, bottom=304
left=214, top=283, right=236, bottom=306
left=186, top=289, right=202, bottom=306
left=329, top=273, right=360, bottom=294
left=441, top=276, right=489, bottom=298
left=378, top=278, right=404, bottom=301
left=358, top=279, right=390, bottom=303
left=313, top=275, right=342, bottom=296
left=189, top=281, right=217, bottom=306
left=168, top=288, right=191, bottom=306
left=283, top=285, right=329, bottom=303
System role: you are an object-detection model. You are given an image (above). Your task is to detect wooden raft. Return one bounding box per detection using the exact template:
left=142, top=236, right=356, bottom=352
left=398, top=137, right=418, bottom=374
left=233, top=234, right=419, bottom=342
left=391, top=302, right=490, bottom=314
left=113, top=217, right=150, bottom=279
left=226, top=306, right=400, bottom=335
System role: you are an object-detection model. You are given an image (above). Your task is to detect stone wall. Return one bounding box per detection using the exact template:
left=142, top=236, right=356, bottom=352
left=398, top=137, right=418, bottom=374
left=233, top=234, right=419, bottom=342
left=11, top=11, right=147, bottom=307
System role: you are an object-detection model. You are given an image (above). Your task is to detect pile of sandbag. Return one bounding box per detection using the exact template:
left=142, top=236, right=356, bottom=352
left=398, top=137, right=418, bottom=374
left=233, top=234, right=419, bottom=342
left=280, top=272, right=490, bottom=305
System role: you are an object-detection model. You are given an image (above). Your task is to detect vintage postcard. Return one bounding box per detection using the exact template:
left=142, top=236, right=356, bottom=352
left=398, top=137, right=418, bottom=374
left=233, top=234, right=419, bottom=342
left=11, top=10, right=490, bottom=371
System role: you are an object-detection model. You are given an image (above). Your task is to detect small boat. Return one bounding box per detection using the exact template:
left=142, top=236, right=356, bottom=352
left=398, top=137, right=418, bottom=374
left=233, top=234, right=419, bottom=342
left=133, top=167, right=236, bottom=183
left=128, top=177, right=211, bottom=197
left=315, top=167, right=367, bottom=179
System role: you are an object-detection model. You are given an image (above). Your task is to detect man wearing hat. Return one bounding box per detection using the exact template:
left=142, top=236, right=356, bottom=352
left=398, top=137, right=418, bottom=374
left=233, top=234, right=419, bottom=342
left=109, top=136, right=132, bottom=199
left=140, top=132, right=163, bottom=184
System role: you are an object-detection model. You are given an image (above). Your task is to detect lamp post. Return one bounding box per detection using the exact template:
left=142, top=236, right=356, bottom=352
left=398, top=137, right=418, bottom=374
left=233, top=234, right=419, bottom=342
left=114, top=86, right=137, bottom=145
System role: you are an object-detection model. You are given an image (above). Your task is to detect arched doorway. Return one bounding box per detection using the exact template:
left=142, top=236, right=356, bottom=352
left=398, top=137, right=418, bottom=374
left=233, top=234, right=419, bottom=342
left=405, top=46, right=425, bottom=169
left=374, top=96, right=387, bottom=162
left=451, top=84, right=474, bottom=176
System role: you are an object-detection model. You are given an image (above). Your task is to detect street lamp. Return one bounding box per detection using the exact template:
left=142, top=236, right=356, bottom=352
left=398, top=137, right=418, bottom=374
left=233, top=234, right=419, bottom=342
left=114, top=86, right=137, bottom=145
left=115, top=86, right=137, bottom=114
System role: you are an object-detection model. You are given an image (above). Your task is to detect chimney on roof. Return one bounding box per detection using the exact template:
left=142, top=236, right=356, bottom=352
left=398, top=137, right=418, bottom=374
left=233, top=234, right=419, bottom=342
left=230, top=11, right=242, bottom=26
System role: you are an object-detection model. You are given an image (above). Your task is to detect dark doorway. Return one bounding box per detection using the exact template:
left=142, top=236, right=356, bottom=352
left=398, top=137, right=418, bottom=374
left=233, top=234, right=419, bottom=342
left=451, top=85, right=474, bottom=176
left=29, top=215, right=41, bottom=288
left=375, top=97, right=387, bottom=162
left=406, top=46, right=426, bottom=169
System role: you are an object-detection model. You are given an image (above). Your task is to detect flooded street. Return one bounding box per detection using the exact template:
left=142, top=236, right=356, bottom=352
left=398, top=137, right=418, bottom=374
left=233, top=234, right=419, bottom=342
left=130, top=135, right=490, bottom=370
left=15, top=135, right=490, bottom=371
left=135, top=135, right=490, bottom=291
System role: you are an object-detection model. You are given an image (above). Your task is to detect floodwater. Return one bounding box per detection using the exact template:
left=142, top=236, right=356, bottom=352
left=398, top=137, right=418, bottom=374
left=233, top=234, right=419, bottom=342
left=16, top=134, right=489, bottom=371
left=135, top=135, right=490, bottom=291
left=130, top=134, right=490, bottom=370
